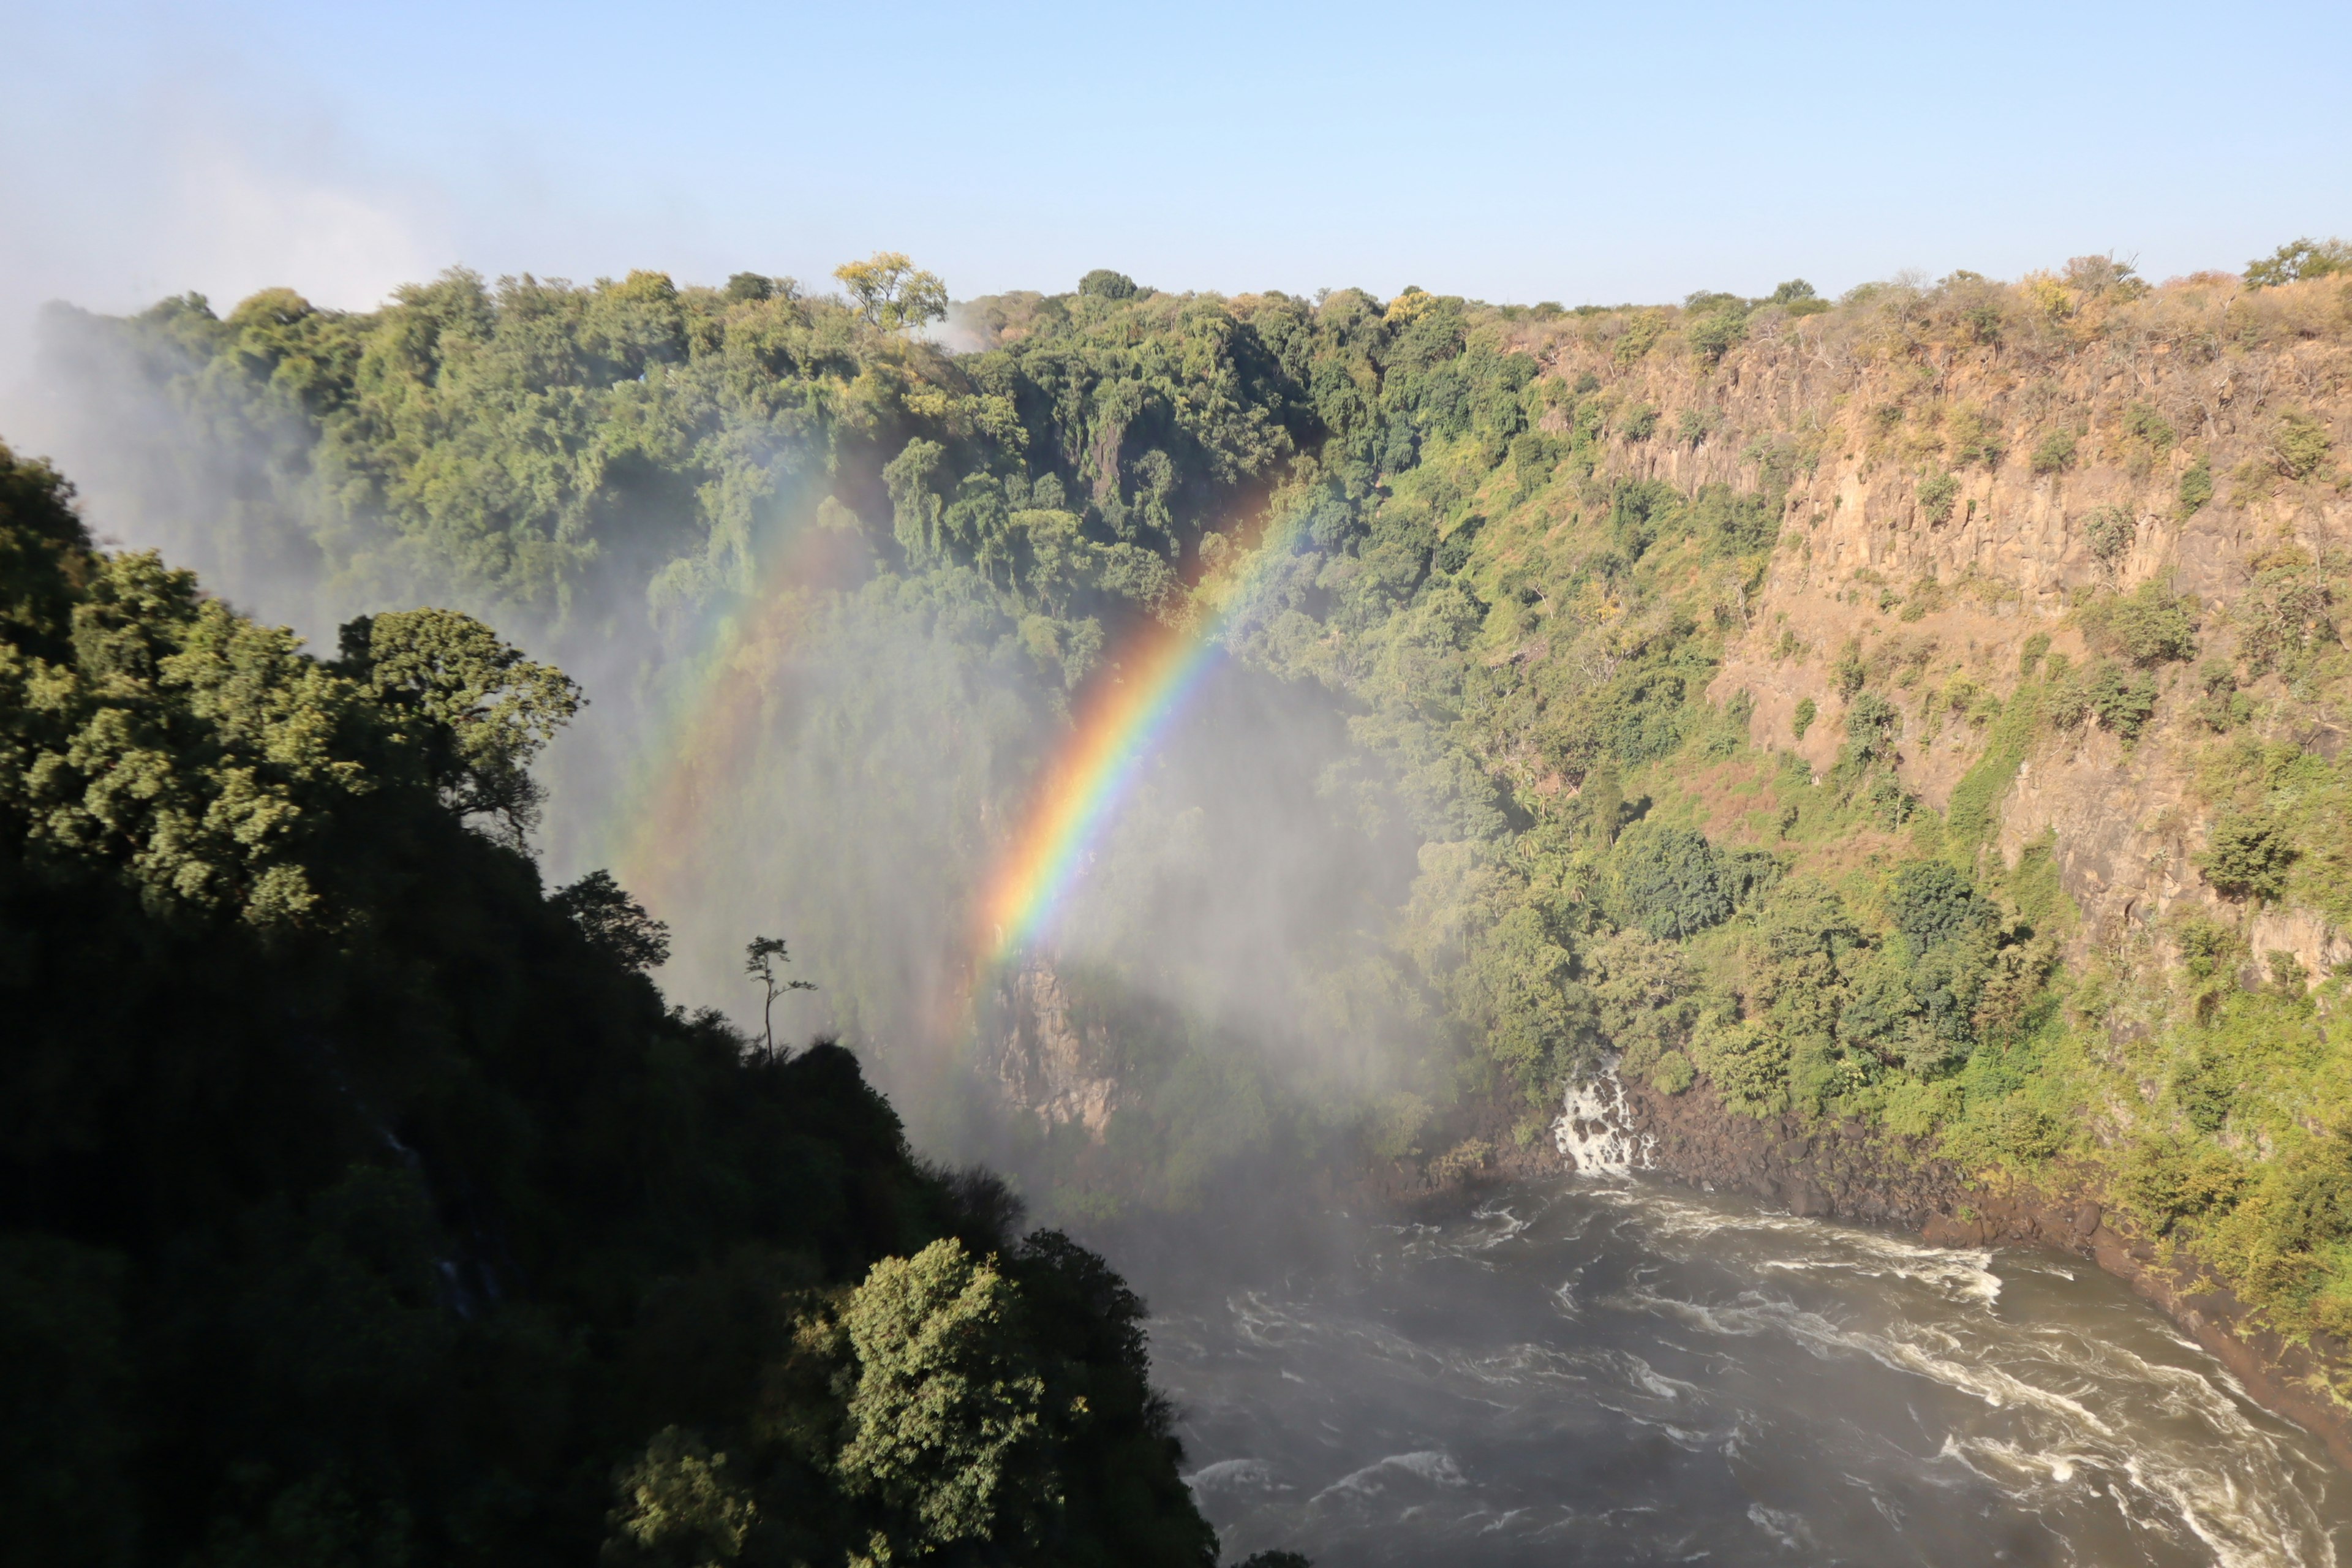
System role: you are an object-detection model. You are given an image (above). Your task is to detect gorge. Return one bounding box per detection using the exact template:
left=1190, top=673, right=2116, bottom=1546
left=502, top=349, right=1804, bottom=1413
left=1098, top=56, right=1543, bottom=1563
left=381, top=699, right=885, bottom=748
left=8, top=245, right=2352, bottom=1564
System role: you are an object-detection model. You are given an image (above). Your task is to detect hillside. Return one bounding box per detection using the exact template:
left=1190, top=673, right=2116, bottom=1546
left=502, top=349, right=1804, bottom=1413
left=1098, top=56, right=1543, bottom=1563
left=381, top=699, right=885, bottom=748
left=1277, top=254, right=2352, bottom=1427
left=0, top=442, right=1221, bottom=1567
left=28, top=243, right=2352, bottom=1438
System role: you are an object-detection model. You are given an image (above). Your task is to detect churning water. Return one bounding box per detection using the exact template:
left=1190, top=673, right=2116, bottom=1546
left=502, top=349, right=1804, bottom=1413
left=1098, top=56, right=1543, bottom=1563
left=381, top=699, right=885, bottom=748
left=1131, top=1178, right=2352, bottom=1567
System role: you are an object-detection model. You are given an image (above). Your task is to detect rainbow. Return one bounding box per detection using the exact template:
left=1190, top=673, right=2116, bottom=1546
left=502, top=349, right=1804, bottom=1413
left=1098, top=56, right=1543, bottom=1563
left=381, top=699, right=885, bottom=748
left=590, top=494, right=1295, bottom=1037
left=976, top=527, right=1290, bottom=967
left=601, top=513, right=863, bottom=918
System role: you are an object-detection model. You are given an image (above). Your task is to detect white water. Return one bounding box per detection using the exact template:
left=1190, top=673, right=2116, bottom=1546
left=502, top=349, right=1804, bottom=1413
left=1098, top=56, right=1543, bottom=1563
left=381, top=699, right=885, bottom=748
left=1552, top=1065, right=1654, bottom=1177
left=1137, top=1179, right=2351, bottom=1567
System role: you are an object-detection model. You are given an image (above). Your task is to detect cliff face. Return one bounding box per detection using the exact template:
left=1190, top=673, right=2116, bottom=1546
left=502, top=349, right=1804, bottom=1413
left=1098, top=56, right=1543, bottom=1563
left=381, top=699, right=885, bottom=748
left=981, top=960, right=1127, bottom=1138
left=1531, top=273, right=2352, bottom=973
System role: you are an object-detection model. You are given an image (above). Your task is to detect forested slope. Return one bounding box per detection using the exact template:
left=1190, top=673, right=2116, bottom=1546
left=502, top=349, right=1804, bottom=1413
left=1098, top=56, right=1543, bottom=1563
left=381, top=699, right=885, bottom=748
left=31, top=244, right=2352, bottom=1411
left=0, top=442, right=1220, bottom=1567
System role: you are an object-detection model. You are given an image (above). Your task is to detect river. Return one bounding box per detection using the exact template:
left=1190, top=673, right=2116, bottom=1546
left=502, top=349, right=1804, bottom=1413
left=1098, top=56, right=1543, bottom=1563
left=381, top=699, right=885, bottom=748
left=1126, top=1176, right=2352, bottom=1567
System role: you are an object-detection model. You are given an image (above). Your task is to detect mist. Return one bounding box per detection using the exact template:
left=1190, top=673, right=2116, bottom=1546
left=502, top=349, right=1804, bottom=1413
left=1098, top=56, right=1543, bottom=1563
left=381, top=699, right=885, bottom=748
left=11, top=283, right=1452, bottom=1226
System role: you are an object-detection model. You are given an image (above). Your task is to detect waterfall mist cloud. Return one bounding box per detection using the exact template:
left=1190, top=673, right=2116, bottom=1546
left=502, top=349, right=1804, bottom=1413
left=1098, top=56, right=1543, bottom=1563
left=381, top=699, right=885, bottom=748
left=0, top=27, right=447, bottom=403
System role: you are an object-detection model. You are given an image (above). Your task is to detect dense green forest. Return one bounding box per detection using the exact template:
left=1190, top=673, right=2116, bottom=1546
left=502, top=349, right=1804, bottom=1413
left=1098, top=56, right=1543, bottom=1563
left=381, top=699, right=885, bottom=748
left=29, top=243, right=2352, bottom=1387
left=0, top=441, right=1232, bottom=1566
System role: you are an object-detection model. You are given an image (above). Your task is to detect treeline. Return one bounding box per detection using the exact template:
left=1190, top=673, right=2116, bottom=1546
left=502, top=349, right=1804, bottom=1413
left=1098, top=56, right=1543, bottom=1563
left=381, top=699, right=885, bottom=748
left=0, top=442, right=1226, bottom=1565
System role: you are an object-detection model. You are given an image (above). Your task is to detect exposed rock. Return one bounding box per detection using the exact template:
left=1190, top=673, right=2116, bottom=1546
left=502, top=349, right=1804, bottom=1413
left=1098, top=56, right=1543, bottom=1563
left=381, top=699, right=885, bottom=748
left=1552, top=314, right=2350, bottom=965
left=979, top=960, right=1125, bottom=1139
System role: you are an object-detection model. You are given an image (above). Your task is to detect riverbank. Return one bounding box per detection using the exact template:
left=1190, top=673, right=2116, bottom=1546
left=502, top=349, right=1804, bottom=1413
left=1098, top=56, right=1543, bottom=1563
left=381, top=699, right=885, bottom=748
left=1362, top=1073, right=2352, bottom=1476
left=1611, top=1073, right=2352, bottom=1472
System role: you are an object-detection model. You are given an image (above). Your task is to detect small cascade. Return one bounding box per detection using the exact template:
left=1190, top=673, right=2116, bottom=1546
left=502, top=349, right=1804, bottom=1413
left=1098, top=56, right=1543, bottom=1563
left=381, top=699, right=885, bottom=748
left=1554, top=1063, right=1655, bottom=1177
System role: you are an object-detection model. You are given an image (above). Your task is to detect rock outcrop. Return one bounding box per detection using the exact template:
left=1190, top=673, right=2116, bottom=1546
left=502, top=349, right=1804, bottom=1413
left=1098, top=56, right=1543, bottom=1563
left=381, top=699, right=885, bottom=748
left=979, top=960, right=1126, bottom=1137
left=1532, top=279, right=2352, bottom=968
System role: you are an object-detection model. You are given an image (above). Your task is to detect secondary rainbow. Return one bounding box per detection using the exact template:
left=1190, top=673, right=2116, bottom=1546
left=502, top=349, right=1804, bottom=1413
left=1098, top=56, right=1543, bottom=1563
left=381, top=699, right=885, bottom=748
left=976, top=531, right=1285, bottom=966
left=600, top=517, right=860, bottom=914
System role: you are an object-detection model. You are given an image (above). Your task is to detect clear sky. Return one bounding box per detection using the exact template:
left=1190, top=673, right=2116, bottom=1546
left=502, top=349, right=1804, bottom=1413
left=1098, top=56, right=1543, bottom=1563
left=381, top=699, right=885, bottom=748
left=2, top=0, right=2347, bottom=376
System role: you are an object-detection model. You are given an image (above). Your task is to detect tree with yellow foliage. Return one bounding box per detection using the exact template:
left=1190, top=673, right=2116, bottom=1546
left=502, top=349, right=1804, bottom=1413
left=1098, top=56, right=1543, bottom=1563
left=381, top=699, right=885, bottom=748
left=833, top=252, right=949, bottom=334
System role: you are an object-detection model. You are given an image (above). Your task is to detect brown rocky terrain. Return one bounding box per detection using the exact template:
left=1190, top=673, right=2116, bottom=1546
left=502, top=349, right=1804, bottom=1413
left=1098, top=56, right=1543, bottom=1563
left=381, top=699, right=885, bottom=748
left=1503, top=271, right=2352, bottom=967
left=978, top=960, right=1128, bottom=1137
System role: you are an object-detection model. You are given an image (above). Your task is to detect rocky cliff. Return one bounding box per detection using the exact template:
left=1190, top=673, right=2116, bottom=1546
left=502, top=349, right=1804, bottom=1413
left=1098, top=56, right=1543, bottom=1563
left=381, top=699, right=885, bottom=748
left=1529, top=267, right=2351, bottom=973
left=979, top=960, right=1128, bottom=1138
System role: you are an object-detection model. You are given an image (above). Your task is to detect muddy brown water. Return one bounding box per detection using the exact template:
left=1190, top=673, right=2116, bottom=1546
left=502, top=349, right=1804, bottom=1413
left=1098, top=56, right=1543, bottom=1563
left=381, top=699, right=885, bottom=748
left=1118, top=1177, right=2352, bottom=1567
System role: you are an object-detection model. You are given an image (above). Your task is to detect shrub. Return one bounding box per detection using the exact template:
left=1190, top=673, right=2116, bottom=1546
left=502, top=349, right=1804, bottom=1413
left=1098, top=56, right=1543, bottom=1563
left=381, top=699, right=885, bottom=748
left=1619, top=404, right=1659, bottom=441
left=1651, top=1050, right=1695, bottom=1095
left=1844, top=692, right=1902, bottom=766
left=2018, top=631, right=2051, bottom=676
left=1948, top=402, right=2002, bottom=466
left=2078, top=581, right=2198, bottom=666
left=2198, top=809, right=2296, bottom=902
left=1899, top=578, right=1947, bottom=622
left=2272, top=410, right=2333, bottom=480
left=2122, top=402, right=2176, bottom=451
left=2177, top=454, right=2214, bottom=517
left=2171, top=911, right=2237, bottom=984
left=1959, top=302, right=2004, bottom=344
left=1864, top=774, right=1916, bottom=828
left=1615, top=825, right=1735, bottom=939
left=1792, top=697, right=1817, bottom=741
left=2120, top=1134, right=2245, bottom=1233
left=2084, top=660, right=2158, bottom=741
left=1917, top=470, right=1959, bottom=525
left=1995, top=1102, right=2067, bottom=1161
left=2175, top=1009, right=2239, bottom=1072
left=1676, top=408, right=1714, bottom=447
left=2030, top=429, right=2079, bottom=475
left=1687, top=309, right=1748, bottom=364
left=1890, top=860, right=1992, bottom=949
left=1832, top=639, right=1867, bottom=698
left=2190, top=660, right=2248, bottom=732
left=1433, top=516, right=1482, bottom=574
left=1691, top=1014, right=1790, bottom=1117
left=1613, top=309, right=1668, bottom=364
left=2082, top=504, right=2135, bottom=567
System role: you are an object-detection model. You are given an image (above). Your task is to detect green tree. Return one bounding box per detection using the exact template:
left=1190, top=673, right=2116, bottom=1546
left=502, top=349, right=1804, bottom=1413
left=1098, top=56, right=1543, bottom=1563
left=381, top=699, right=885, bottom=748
left=835, top=1240, right=1054, bottom=1555
left=605, top=1427, right=759, bottom=1567
left=2030, top=429, right=2078, bottom=474
left=2244, top=237, right=2352, bottom=288
left=744, top=934, right=815, bottom=1057
left=833, top=252, right=950, bottom=334
left=553, top=869, right=671, bottom=971
left=2199, top=809, right=2296, bottom=902
left=2076, top=581, right=2198, bottom=666
left=1888, top=859, right=1991, bottom=949
left=336, top=608, right=580, bottom=844
left=1615, top=825, right=1733, bottom=939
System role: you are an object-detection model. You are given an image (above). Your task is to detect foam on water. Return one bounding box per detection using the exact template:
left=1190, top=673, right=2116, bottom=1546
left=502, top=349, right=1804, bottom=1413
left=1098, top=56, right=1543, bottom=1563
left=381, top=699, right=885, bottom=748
left=1553, top=1066, right=1654, bottom=1176
left=1144, top=1175, right=2352, bottom=1567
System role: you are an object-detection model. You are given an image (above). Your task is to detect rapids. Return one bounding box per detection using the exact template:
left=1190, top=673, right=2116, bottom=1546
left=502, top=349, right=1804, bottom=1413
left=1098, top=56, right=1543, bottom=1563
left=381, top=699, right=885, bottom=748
left=1128, top=1178, right=2352, bottom=1566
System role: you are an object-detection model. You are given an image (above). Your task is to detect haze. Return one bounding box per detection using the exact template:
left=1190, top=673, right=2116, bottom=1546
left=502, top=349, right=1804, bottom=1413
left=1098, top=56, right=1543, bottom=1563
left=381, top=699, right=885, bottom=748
left=5, top=0, right=2350, bottom=398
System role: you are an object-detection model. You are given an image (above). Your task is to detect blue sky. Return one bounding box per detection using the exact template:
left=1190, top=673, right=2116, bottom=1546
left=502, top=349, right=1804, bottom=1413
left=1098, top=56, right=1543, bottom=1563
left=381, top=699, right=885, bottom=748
left=2, top=0, right=2348, bottom=372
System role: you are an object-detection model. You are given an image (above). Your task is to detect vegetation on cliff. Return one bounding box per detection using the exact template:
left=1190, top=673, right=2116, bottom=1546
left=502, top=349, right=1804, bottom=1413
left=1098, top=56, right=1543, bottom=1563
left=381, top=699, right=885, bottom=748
left=0, top=442, right=1221, bottom=1566
left=34, top=242, right=2352, bottom=1390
